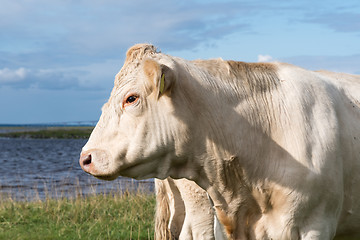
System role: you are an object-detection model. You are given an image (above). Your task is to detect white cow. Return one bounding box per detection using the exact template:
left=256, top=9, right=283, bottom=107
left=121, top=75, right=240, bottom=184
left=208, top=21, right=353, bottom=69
left=80, top=43, right=360, bottom=239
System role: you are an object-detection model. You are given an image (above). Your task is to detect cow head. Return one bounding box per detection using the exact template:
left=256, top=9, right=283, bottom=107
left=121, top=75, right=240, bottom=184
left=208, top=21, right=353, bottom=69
left=79, top=44, right=198, bottom=180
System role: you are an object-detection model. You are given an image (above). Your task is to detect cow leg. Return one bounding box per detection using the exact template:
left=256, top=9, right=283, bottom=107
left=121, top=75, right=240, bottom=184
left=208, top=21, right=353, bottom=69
left=175, top=179, right=219, bottom=240
left=155, top=178, right=186, bottom=240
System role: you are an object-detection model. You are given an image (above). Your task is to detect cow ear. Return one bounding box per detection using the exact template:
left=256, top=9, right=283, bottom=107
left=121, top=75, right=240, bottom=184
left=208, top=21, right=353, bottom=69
left=143, top=58, right=174, bottom=97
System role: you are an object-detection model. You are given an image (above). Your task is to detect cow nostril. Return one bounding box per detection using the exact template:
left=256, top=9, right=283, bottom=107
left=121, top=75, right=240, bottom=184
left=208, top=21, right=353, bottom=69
left=82, top=154, right=92, bottom=166
left=79, top=152, right=94, bottom=173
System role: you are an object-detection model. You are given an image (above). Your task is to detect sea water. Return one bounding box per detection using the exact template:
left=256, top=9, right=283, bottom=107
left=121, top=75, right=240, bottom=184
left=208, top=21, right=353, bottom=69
left=0, top=138, right=154, bottom=200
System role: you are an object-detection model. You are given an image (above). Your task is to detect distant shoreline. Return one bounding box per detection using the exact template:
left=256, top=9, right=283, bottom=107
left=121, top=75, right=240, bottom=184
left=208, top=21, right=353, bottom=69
left=0, top=126, right=94, bottom=139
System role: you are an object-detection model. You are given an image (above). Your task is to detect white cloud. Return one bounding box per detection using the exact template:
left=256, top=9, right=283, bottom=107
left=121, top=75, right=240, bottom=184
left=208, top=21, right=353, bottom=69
left=0, top=67, right=78, bottom=89
left=0, top=0, right=254, bottom=59
left=1, top=0, right=359, bottom=89
left=0, top=68, right=27, bottom=83
left=258, top=55, right=274, bottom=62
left=0, top=61, right=118, bottom=91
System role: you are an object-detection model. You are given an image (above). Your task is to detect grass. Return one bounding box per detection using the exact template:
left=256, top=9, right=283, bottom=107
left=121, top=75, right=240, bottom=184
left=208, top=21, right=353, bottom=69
left=0, top=126, right=94, bottom=139
left=1, top=193, right=359, bottom=240
left=0, top=191, right=156, bottom=240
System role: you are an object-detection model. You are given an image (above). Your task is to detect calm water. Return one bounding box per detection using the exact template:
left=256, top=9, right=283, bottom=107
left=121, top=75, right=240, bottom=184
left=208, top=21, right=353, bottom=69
left=0, top=138, right=154, bottom=200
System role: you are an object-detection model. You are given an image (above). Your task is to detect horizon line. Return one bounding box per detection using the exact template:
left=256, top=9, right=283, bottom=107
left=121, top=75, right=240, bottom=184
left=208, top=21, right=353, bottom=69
left=0, top=121, right=97, bottom=126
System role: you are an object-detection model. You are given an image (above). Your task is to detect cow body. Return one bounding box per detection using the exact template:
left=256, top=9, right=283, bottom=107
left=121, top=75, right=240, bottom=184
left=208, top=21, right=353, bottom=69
left=80, top=44, right=360, bottom=239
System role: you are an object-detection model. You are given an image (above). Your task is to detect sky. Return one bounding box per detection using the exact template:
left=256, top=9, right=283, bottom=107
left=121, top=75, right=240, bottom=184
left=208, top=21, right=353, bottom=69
left=0, top=0, right=359, bottom=124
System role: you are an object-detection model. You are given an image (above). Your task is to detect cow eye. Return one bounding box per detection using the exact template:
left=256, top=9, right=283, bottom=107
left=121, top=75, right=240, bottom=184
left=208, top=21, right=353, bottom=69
left=123, top=94, right=139, bottom=108
left=126, top=95, right=137, bottom=103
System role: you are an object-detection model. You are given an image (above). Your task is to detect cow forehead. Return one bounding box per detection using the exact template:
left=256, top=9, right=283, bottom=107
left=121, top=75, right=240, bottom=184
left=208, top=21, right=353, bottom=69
left=113, top=47, right=160, bottom=90
left=108, top=63, right=151, bottom=106
left=113, top=61, right=141, bottom=89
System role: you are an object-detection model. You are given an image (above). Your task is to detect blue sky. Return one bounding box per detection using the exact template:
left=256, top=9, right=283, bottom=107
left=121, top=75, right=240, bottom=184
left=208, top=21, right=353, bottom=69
left=1, top=0, right=359, bottom=124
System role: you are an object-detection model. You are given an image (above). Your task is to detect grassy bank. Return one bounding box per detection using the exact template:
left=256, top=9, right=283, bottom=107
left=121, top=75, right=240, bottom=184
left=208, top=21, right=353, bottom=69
left=0, top=126, right=94, bottom=139
left=0, top=192, right=156, bottom=240
left=1, top=195, right=359, bottom=240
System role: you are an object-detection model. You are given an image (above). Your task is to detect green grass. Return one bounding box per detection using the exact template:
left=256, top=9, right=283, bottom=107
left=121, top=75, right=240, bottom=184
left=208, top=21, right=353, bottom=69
left=0, top=126, right=94, bottom=139
left=1, top=195, right=359, bottom=240
left=0, top=192, right=156, bottom=240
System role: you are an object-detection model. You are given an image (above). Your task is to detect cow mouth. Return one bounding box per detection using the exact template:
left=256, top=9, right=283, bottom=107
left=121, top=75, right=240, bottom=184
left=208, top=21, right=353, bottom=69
left=94, top=174, right=118, bottom=181
left=79, top=153, right=146, bottom=180
left=80, top=149, right=165, bottom=180
left=81, top=167, right=119, bottom=181
left=85, top=162, right=150, bottom=180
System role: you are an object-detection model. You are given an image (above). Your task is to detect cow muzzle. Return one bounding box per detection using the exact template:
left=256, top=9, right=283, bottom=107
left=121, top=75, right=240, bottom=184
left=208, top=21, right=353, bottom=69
left=79, top=149, right=117, bottom=180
